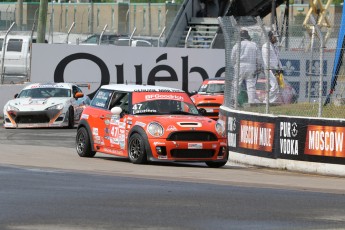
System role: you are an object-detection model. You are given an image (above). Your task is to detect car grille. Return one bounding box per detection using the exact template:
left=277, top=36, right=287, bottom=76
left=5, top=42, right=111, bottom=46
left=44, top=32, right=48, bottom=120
left=197, top=103, right=222, bottom=107
left=170, top=149, right=215, bottom=158
left=8, top=110, right=59, bottom=124
left=167, top=131, right=218, bottom=141
left=15, top=114, right=50, bottom=124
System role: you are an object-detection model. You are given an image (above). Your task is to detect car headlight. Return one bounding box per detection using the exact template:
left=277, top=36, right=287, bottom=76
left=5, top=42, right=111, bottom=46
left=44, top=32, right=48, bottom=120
left=6, top=105, right=19, bottom=111
left=46, top=104, right=64, bottom=110
left=147, top=122, right=164, bottom=137
left=215, top=120, right=225, bottom=136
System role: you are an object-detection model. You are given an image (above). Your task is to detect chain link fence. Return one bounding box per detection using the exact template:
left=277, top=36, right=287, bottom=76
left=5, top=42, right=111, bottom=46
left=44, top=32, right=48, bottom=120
left=0, top=2, right=181, bottom=44
left=219, top=14, right=344, bottom=119
left=0, top=2, right=180, bottom=84
left=1, top=2, right=345, bottom=119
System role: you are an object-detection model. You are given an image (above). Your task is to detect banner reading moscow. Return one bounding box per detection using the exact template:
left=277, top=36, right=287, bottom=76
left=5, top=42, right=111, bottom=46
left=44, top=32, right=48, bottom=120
left=305, top=125, right=345, bottom=157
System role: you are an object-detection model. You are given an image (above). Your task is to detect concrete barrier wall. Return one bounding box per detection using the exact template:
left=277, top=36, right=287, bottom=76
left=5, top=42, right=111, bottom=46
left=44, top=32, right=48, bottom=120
left=0, top=84, right=29, bottom=118
left=220, top=106, right=345, bottom=176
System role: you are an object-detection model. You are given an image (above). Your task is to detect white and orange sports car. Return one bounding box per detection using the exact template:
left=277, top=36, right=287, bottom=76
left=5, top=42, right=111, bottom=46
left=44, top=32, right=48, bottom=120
left=3, top=82, right=90, bottom=128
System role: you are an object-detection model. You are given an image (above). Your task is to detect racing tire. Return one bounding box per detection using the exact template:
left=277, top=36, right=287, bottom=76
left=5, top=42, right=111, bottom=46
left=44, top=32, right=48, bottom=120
left=205, top=161, right=227, bottom=168
left=128, top=133, right=147, bottom=164
left=67, top=107, right=74, bottom=129
left=76, top=127, right=96, bottom=158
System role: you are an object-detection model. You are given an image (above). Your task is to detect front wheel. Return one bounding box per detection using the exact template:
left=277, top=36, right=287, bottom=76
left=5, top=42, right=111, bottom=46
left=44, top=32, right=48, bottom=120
left=67, top=107, right=74, bottom=129
left=128, top=133, right=147, bottom=164
left=205, top=161, right=227, bottom=168
left=76, top=127, right=96, bottom=157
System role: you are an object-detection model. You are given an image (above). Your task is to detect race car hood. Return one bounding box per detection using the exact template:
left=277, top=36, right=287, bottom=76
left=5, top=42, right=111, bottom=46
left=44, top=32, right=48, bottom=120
left=191, top=93, right=224, bottom=104
left=5, top=97, right=69, bottom=111
left=134, top=115, right=220, bottom=137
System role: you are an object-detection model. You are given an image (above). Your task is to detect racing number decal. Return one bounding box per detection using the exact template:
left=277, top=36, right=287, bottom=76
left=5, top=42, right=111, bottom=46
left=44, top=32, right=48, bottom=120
left=110, top=126, right=119, bottom=140
left=132, top=104, right=142, bottom=110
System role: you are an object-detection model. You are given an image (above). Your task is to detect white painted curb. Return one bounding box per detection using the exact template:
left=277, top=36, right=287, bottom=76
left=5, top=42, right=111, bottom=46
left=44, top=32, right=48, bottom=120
left=229, top=151, right=345, bottom=177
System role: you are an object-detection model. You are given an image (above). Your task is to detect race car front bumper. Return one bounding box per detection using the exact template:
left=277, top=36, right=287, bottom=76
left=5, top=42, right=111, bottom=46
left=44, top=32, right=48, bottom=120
left=3, top=109, right=67, bottom=128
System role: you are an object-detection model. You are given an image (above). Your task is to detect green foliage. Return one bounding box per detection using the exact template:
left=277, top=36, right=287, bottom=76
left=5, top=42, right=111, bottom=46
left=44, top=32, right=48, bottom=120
left=331, top=0, right=343, bottom=4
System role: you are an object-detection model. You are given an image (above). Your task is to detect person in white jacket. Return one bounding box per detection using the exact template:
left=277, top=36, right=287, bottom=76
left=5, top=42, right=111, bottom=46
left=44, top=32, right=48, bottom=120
left=261, top=30, right=282, bottom=103
left=231, top=29, right=261, bottom=104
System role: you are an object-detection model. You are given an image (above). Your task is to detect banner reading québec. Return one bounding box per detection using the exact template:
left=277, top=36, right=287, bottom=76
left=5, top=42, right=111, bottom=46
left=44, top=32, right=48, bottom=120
left=31, top=44, right=225, bottom=98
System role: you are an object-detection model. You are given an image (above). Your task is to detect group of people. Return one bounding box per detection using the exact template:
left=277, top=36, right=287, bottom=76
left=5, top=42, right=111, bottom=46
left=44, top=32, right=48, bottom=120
left=231, top=29, right=282, bottom=104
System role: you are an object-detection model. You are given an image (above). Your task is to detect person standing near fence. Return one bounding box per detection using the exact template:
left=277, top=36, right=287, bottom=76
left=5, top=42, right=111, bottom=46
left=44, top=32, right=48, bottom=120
left=261, top=30, right=281, bottom=103
left=231, top=29, right=261, bottom=104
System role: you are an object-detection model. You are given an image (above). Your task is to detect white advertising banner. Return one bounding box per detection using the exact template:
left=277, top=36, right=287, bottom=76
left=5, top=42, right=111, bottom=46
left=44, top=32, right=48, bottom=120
left=31, top=44, right=226, bottom=97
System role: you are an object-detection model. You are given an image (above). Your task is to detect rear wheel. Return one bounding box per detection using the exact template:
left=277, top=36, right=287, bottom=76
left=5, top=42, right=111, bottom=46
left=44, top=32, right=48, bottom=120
left=76, top=127, right=96, bottom=157
left=128, top=133, right=147, bottom=164
left=205, top=161, right=227, bottom=168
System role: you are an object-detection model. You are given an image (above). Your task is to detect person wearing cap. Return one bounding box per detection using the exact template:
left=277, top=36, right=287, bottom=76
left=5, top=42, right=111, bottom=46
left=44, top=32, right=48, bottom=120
left=231, top=29, right=262, bottom=104
left=261, top=30, right=282, bottom=103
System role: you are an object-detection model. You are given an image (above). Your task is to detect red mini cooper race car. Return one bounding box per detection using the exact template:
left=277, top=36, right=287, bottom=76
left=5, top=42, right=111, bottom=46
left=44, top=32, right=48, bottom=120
left=190, top=77, right=225, bottom=120
left=76, top=84, right=228, bottom=168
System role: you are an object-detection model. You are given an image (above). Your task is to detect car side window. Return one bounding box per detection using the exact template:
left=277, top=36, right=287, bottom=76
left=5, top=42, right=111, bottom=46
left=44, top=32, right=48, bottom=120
left=72, top=86, right=82, bottom=97
left=7, top=39, right=23, bottom=52
left=109, top=92, right=129, bottom=114
left=91, top=89, right=113, bottom=109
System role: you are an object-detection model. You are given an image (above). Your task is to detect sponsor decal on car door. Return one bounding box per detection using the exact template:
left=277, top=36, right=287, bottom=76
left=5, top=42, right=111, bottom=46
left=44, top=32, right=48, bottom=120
left=106, top=115, right=127, bottom=155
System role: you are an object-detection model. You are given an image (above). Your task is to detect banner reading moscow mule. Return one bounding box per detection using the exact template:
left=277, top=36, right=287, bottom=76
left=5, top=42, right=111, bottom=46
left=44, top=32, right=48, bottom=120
left=239, top=120, right=275, bottom=152
left=225, top=110, right=277, bottom=158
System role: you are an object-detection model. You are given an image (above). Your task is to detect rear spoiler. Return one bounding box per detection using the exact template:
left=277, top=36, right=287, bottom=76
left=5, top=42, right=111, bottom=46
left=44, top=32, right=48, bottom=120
left=77, top=83, right=90, bottom=90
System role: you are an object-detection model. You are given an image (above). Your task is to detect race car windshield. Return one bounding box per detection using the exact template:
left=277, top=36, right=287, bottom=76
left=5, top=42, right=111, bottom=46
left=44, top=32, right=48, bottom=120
left=198, top=83, right=224, bottom=94
left=132, top=100, right=199, bottom=115
left=18, top=88, right=71, bottom=99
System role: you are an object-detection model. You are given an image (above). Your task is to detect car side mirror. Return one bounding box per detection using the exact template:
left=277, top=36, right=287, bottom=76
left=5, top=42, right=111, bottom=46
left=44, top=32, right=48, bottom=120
left=189, top=90, right=197, bottom=96
left=198, top=108, right=206, bottom=116
left=75, top=92, right=84, bottom=98
left=14, top=93, right=18, bottom=98
left=111, top=106, right=123, bottom=116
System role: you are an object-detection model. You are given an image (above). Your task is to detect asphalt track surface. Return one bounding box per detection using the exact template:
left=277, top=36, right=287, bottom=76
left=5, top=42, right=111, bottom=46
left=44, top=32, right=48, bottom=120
left=1, top=126, right=345, bottom=229
left=1, top=126, right=345, bottom=192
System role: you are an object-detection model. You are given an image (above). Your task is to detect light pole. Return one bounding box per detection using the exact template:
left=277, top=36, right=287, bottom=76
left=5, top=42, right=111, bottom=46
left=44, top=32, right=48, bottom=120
left=149, top=0, right=152, bottom=36
left=37, top=0, right=48, bottom=43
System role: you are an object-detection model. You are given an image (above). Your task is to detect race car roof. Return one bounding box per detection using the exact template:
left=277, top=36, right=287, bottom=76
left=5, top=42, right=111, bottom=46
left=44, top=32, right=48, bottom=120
left=100, top=84, right=184, bottom=93
left=23, top=83, right=73, bottom=90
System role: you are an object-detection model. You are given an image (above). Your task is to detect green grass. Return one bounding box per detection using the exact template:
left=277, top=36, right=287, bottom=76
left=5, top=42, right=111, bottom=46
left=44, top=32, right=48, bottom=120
left=242, top=102, right=345, bottom=119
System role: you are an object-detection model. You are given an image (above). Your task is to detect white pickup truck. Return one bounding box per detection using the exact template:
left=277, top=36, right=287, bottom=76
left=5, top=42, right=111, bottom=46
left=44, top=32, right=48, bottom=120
left=0, top=34, right=40, bottom=83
